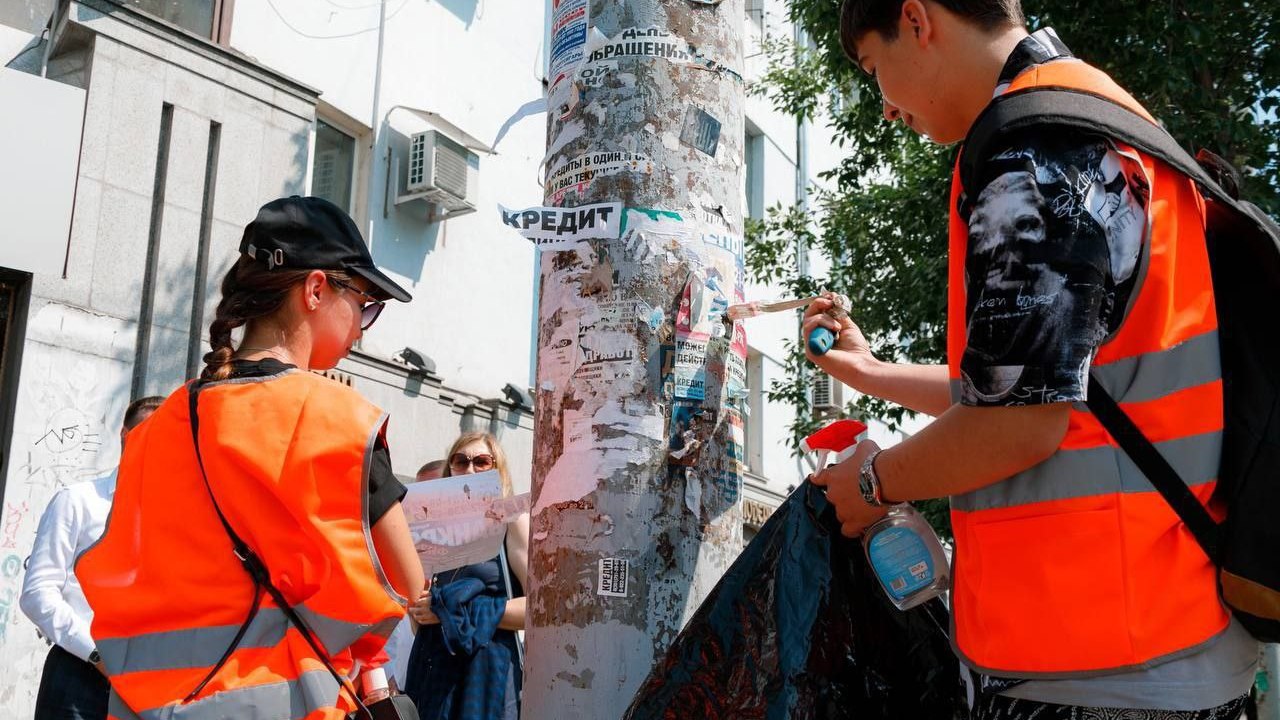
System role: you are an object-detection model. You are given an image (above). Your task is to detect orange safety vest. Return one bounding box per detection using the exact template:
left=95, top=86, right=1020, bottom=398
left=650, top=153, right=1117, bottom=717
left=946, top=58, right=1229, bottom=677
left=78, top=370, right=406, bottom=719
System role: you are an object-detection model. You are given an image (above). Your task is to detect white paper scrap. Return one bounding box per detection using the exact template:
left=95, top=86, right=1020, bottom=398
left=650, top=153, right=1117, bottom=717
left=499, top=201, right=623, bottom=248
left=597, top=557, right=630, bottom=597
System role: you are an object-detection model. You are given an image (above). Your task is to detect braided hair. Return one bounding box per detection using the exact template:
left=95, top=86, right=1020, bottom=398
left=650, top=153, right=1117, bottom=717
left=201, top=255, right=352, bottom=381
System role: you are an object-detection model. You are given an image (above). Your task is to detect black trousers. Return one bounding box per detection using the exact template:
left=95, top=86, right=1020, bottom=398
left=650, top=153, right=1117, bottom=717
left=33, top=645, right=109, bottom=720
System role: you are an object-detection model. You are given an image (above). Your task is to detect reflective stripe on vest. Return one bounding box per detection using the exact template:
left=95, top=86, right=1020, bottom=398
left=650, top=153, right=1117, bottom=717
left=946, top=58, right=1228, bottom=677
left=952, top=430, right=1219, bottom=512
left=98, top=606, right=399, bottom=675
left=107, top=669, right=341, bottom=720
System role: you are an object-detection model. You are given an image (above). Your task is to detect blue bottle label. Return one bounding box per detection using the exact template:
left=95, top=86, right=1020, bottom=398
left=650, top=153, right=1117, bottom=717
left=867, top=526, right=936, bottom=601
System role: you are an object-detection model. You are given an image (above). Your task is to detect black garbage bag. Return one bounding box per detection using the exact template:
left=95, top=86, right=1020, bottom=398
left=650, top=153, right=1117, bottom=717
left=625, top=482, right=964, bottom=720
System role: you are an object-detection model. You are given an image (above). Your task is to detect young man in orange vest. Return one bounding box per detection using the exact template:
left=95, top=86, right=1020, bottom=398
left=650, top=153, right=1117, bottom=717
left=806, top=1, right=1259, bottom=717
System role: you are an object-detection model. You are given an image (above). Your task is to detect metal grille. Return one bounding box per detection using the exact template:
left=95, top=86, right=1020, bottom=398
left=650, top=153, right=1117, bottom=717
left=432, top=134, right=470, bottom=199
left=408, top=133, right=427, bottom=189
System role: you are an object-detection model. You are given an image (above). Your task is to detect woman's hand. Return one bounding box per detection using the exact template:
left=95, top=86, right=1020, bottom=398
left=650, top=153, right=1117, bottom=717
left=409, top=582, right=440, bottom=625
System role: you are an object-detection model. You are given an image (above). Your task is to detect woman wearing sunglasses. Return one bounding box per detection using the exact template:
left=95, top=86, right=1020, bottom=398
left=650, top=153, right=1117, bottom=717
left=405, top=431, right=529, bottom=720
left=79, top=196, right=425, bottom=720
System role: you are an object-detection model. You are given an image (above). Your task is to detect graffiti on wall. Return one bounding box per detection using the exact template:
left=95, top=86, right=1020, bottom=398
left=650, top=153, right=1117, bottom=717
left=20, top=406, right=104, bottom=498
left=0, top=331, right=128, bottom=712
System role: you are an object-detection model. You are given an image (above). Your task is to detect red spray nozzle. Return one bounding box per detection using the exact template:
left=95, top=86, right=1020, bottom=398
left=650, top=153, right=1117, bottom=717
left=801, top=419, right=868, bottom=455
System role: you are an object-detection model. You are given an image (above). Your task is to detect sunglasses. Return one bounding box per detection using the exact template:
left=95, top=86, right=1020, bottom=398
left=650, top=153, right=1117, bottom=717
left=327, top=277, right=385, bottom=330
left=449, top=453, right=495, bottom=472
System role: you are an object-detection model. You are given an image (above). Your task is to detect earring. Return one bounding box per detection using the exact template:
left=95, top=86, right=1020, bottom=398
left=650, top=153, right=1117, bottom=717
left=309, top=301, right=317, bottom=310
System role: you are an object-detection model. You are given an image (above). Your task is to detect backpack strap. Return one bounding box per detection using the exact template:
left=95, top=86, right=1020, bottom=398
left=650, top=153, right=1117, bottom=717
left=958, top=86, right=1241, bottom=210
left=1084, top=376, right=1221, bottom=563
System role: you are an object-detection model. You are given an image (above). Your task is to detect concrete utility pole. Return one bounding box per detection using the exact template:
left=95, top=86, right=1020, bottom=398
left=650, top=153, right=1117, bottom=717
left=524, top=0, right=745, bottom=716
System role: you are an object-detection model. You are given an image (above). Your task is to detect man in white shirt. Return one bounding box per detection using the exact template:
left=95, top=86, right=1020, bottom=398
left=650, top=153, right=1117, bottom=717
left=20, top=395, right=163, bottom=720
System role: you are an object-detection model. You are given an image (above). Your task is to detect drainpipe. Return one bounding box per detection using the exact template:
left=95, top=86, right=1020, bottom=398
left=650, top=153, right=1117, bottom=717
left=794, top=28, right=809, bottom=255
left=366, top=0, right=388, bottom=242
left=795, top=21, right=815, bottom=477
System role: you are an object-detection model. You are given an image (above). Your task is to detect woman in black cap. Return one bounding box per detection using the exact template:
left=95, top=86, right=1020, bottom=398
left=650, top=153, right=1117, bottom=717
left=80, top=196, right=425, bottom=720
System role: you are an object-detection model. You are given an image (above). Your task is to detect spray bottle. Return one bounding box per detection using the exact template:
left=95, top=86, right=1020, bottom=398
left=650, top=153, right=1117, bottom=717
left=803, top=419, right=950, bottom=611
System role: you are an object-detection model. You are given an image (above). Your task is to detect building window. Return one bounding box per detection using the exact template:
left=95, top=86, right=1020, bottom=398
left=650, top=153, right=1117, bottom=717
left=311, top=119, right=357, bottom=214
left=744, top=0, right=765, bottom=57
left=118, top=0, right=235, bottom=43
left=745, top=0, right=765, bottom=35
left=743, top=127, right=765, bottom=220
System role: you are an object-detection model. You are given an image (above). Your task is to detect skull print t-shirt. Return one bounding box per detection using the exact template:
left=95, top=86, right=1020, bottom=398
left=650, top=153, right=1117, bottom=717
left=958, top=30, right=1150, bottom=408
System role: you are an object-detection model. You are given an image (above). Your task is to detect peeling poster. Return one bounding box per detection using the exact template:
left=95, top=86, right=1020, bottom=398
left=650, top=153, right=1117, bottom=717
left=499, top=201, right=622, bottom=247
left=584, top=27, right=692, bottom=65
left=666, top=271, right=747, bottom=401
left=680, top=105, right=722, bottom=157
left=598, top=557, right=630, bottom=597
left=667, top=402, right=715, bottom=469
left=573, top=294, right=643, bottom=388
left=549, top=0, right=588, bottom=91
left=547, top=151, right=654, bottom=204
left=542, top=316, right=579, bottom=384
left=685, top=470, right=703, bottom=516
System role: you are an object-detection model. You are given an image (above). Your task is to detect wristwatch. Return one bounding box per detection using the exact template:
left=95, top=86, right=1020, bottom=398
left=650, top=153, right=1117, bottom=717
left=859, top=450, right=885, bottom=507
left=88, top=648, right=101, bottom=665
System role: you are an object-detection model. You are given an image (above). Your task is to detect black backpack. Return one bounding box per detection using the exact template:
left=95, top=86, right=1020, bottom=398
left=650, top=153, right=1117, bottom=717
left=958, top=87, right=1280, bottom=642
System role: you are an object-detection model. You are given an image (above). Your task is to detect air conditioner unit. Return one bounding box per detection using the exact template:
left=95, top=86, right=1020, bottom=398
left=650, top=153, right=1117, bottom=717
left=812, top=371, right=843, bottom=416
left=403, top=130, right=478, bottom=217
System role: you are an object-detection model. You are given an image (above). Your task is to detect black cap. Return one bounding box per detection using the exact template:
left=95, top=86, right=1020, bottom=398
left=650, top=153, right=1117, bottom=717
left=240, top=196, right=411, bottom=302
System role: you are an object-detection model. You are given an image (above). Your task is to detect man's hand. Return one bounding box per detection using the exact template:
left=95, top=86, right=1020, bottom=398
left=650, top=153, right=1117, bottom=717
left=811, top=439, right=890, bottom=537
left=802, top=295, right=877, bottom=384
left=801, top=295, right=953, bottom=417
